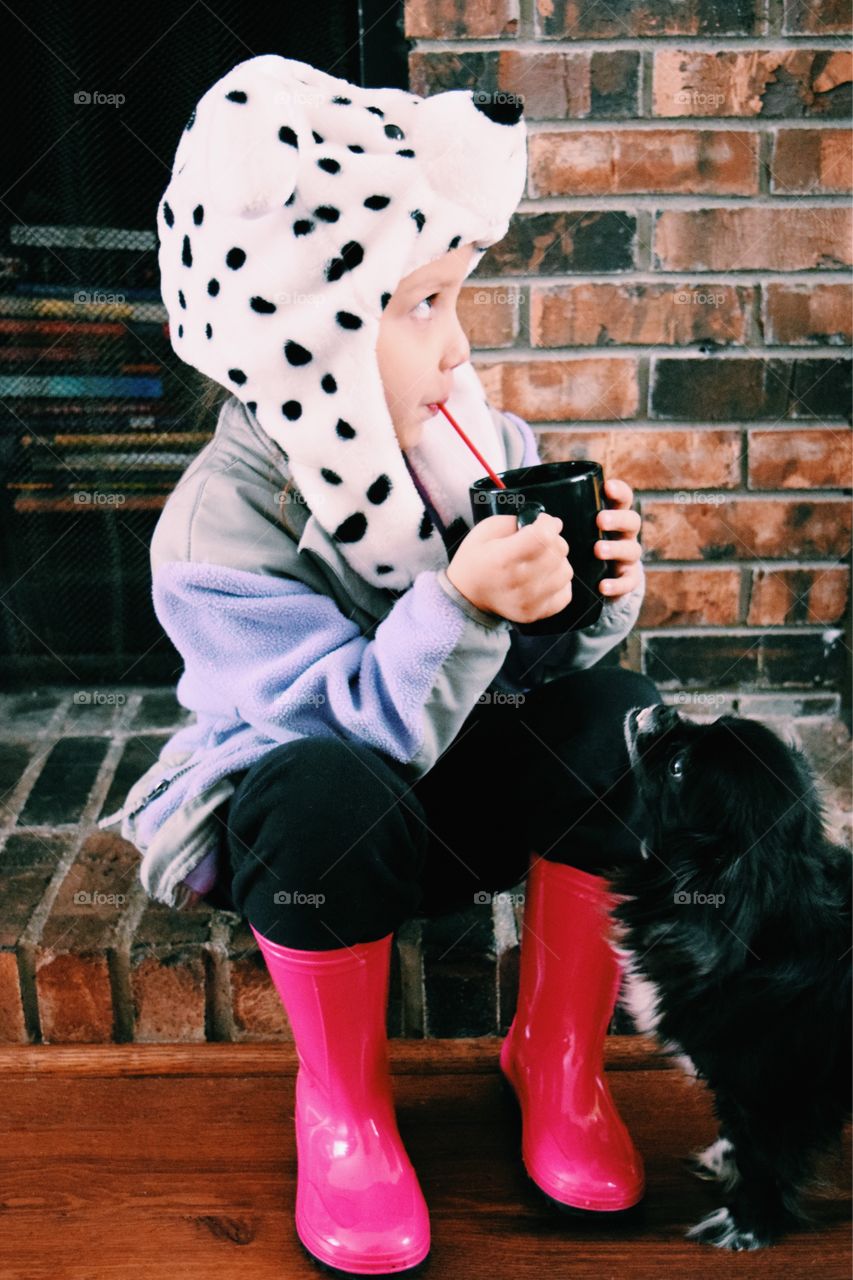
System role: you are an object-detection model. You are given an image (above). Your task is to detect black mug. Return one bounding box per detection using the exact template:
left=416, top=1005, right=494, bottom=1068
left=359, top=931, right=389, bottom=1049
left=469, top=460, right=618, bottom=635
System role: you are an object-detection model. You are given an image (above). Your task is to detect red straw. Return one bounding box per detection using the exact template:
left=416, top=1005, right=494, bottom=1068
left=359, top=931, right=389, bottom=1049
left=437, top=401, right=507, bottom=489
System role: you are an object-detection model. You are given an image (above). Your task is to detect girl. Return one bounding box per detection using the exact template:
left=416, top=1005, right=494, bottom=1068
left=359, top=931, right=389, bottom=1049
left=100, top=55, right=663, bottom=1277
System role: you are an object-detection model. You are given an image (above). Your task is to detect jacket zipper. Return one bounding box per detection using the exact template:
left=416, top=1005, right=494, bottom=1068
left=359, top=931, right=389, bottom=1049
left=124, top=761, right=196, bottom=821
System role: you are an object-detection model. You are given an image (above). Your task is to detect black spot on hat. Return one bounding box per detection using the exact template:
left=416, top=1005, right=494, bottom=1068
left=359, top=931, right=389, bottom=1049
left=364, top=194, right=390, bottom=211
left=419, top=510, right=433, bottom=540
left=448, top=235, right=461, bottom=250
left=208, top=278, right=220, bottom=297
left=226, top=89, right=247, bottom=103
left=384, top=123, right=404, bottom=140
left=336, top=311, right=362, bottom=330
left=367, top=475, right=391, bottom=504
left=318, top=157, right=340, bottom=175
left=182, top=235, right=192, bottom=267
left=284, top=340, right=312, bottom=366
left=325, top=240, right=364, bottom=283
left=348, top=144, right=364, bottom=153
left=321, top=373, right=337, bottom=393
left=228, top=368, right=247, bottom=385
left=314, top=206, right=340, bottom=222
left=247, top=401, right=257, bottom=414
left=226, top=247, right=246, bottom=270
left=336, top=418, right=356, bottom=439
left=184, top=108, right=196, bottom=131
left=205, top=323, right=212, bottom=339
left=410, top=209, right=425, bottom=233
left=282, top=400, right=302, bottom=420
left=193, top=204, right=204, bottom=226
left=293, top=219, right=315, bottom=236
left=333, top=512, right=367, bottom=543
left=332, top=95, right=352, bottom=105
left=279, top=125, right=298, bottom=147
left=162, top=201, right=174, bottom=227
left=312, top=131, right=324, bottom=145
left=376, top=564, right=394, bottom=575
left=380, top=292, right=391, bottom=310
left=321, top=468, right=342, bottom=484
left=367, top=105, right=385, bottom=118
left=251, top=296, right=276, bottom=314
left=177, top=323, right=183, bottom=338
left=397, top=149, right=415, bottom=158
left=284, top=191, right=296, bottom=206
left=178, top=290, right=186, bottom=309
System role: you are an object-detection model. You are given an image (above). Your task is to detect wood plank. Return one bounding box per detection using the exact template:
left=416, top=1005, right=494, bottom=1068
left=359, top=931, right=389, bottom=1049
left=0, top=1038, right=848, bottom=1279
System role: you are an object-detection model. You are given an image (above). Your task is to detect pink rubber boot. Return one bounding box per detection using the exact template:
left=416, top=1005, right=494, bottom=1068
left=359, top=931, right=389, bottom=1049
left=499, top=855, right=645, bottom=1213
left=249, top=924, right=431, bottom=1276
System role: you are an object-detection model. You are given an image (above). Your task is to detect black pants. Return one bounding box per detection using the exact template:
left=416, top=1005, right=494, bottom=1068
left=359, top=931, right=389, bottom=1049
left=203, top=665, right=663, bottom=949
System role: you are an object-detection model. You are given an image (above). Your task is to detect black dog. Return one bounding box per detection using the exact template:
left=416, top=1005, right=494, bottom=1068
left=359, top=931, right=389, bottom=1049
left=608, top=702, right=852, bottom=1250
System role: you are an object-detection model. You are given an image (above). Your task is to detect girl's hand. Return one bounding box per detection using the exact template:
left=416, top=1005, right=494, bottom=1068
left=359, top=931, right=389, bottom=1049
left=594, top=477, right=643, bottom=599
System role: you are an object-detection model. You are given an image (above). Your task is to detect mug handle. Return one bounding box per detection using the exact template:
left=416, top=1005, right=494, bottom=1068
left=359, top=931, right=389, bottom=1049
left=515, top=499, right=547, bottom=528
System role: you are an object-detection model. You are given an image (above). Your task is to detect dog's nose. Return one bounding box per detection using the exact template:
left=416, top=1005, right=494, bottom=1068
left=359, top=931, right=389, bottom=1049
left=637, top=703, right=675, bottom=732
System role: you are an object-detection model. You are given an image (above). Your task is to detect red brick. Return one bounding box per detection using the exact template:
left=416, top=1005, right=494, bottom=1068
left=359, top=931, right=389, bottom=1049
left=405, top=0, right=519, bottom=37
left=531, top=282, right=753, bottom=347
left=654, top=208, right=852, bottom=271
left=130, top=902, right=216, bottom=1043
left=536, top=428, right=742, bottom=489
left=475, top=357, right=639, bottom=421
left=772, top=129, right=853, bottom=194
left=0, top=952, right=27, bottom=1044
left=749, top=429, right=852, bottom=488
left=784, top=0, right=853, bottom=37
left=485, top=210, right=637, bottom=275
left=748, top=567, right=850, bottom=624
left=536, top=0, right=762, bottom=37
left=641, top=498, right=851, bottom=560
left=408, top=49, right=641, bottom=120
left=229, top=921, right=290, bottom=1041
left=37, top=832, right=138, bottom=1043
left=763, top=283, right=852, bottom=345
left=640, top=568, right=742, bottom=626
left=529, top=130, right=759, bottom=197
left=653, top=49, right=851, bottom=118
left=459, top=283, right=520, bottom=348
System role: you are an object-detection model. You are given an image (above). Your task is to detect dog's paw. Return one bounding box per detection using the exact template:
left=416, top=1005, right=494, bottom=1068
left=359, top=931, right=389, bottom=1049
left=685, top=1207, right=766, bottom=1251
left=684, top=1136, right=741, bottom=1188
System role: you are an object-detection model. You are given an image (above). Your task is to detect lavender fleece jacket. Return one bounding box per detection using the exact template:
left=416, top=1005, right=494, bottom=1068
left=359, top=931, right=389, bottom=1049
left=97, top=397, right=646, bottom=910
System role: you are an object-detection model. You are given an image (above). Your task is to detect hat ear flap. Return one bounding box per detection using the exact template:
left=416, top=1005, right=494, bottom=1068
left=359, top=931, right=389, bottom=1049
left=202, top=79, right=304, bottom=219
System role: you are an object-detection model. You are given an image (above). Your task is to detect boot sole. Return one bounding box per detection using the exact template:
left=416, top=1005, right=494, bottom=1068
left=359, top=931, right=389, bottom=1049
left=298, top=1234, right=431, bottom=1278
left=499, top=1070, right=646, bottom=1223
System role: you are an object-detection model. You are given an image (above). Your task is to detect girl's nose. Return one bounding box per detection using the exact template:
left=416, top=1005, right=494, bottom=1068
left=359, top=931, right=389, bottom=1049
left=441, top=320, right=470, bottom=372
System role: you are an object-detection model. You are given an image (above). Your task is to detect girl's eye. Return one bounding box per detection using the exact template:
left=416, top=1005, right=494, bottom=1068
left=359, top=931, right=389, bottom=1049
left=412, top=294, right=438, bottom=317
left=668, top=752, right=685, bottom=779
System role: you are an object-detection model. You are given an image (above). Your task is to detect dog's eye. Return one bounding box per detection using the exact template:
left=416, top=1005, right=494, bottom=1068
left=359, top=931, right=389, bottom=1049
left=668, top=752, right=685, bottom=779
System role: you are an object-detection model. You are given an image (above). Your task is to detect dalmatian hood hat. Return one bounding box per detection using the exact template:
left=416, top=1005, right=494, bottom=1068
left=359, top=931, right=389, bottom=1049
left=157, top=54, right=527, bottom=591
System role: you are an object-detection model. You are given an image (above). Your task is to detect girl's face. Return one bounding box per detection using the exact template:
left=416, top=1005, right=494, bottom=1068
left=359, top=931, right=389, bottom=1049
left=375, top=243, right=475, bottom=451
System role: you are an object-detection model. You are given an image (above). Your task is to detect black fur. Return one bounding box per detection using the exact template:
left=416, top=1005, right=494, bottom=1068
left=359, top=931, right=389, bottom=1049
left=610, top=703, right=852, bottom=1250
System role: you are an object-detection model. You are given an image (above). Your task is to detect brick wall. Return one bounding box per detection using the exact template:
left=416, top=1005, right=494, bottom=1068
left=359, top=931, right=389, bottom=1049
left=406, top=0, right=852, bottom=704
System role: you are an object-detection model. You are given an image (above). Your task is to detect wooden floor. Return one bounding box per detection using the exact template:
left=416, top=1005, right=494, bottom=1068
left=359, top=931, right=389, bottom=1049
left=0, top=1037, right=849, bottom=1280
